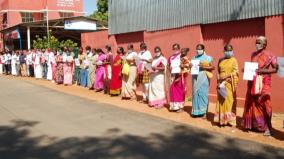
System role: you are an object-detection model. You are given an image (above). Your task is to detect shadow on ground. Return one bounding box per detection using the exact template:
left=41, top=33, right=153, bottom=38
left=0, top=120, right=283, bottom=159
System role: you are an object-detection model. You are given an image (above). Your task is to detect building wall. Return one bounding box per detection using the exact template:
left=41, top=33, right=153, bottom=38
left=81, top=15, right=284, bottom=113
left=0, top=0, right=83, bottom=28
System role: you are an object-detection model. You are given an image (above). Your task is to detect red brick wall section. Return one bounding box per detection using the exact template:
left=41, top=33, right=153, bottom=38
left=81, top=15, right=284, bottom=113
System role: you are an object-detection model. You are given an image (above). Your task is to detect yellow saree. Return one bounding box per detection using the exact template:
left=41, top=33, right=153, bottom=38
left=214, top=57, right=239, bottom=126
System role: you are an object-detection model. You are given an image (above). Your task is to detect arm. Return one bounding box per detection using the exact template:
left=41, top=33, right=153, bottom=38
left=257, top=63, right=279, bottom=74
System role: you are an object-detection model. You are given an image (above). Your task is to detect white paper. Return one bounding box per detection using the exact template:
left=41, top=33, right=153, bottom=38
left=62, top=55, right=67, bottom=62
left=191, top=60, right=200, bottom=75
left=277, top=57, right=284, bottom=78
left=74, top=58, right=80, bottom=66
left=243, top=62, right=258, bottom=81
left=171, top=59, right=181, bottom=74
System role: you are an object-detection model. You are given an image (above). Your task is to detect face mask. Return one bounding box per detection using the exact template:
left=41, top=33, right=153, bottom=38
left=256, top=44, right=263, bottom=51
left=155, top=52, right=161, bottom=57
left=86, top=50, right=90, bottom=54
left=197, top=50, right=204, bottom=55
left=224, top=51, right=233, bottom=58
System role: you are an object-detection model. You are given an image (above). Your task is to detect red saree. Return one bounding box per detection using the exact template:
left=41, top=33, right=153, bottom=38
left=110, top=55, right=122, bottom=95
left=243, top=50, right=277, bottom=132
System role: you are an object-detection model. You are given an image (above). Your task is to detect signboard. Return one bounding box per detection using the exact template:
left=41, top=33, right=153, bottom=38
left=64, top=19, right=97, bottom=31
left=57, top=0, right=75, bottom=7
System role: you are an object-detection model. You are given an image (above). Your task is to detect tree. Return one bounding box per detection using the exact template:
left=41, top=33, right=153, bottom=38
left=33, top=31, right=77, bottom=50
left=90, top=0, right=108, bottom=25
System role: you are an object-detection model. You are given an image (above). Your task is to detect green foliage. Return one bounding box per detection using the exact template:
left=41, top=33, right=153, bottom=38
left=59, top=39, right=78, bottom=50
left=32, top=31, right=77, bottom=50
left=90, top=0, right=108, bottom=25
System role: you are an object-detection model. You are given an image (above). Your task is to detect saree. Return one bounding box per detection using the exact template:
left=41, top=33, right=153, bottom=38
left=214, top=57, right=239, bottom=125
left=191, top=54, right=213, bottom=116
left=94, top=53, right=106, bottom=90
left=88, top=55, right=96, bottom=88
left=34, top=53, right=42, bottom=79
left=168, top=53, right=186, bottom=111
left=148, top=56, right=167, bottom=108
left=55, top=55, right=64, bottom=84
left=243, top=50, right=277, bottom=132
left=47, top=52, right=54, bottom=80
left=110, top=54, right=122, bottom=95
left=63, top=56, right=73, bottom=85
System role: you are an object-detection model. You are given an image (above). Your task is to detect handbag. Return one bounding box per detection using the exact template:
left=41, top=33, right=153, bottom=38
left=122, top=62, right=130, bottom=75
left=217, top=81, right=227, bottom=99
left=251, top=75, right=263, bottom=95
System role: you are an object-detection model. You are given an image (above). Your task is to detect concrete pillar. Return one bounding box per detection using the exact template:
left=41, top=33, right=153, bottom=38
left=27, top=26, right=31, bottom=49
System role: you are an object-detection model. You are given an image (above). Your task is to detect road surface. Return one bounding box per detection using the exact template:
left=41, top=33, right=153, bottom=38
left=0, top=76, right=283, bottom=159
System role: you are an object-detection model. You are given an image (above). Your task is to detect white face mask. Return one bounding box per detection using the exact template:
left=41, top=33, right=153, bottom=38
left=256, top=44, right=264, bottom=51
left=197, top=50, right=204, bottom=55
left=155, top=52, right=161, bottom=57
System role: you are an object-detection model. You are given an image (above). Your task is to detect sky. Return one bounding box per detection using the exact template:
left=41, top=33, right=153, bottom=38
left=84, top=0, right=97, bottom=16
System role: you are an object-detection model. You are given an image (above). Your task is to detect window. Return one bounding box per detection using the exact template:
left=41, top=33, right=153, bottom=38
left=33, top=12, right=46, bottom=21
left=59, top=12, right=74, bottom=18
left=21, top=12, right=33, bottom=23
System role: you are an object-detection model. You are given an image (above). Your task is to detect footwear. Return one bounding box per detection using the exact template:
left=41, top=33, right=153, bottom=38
left=176, top=109, right=184, bottom=113
left=263, top=130, right=272, bottom=136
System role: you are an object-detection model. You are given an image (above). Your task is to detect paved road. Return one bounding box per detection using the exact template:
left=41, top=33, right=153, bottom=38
left=0, top=76, right=283, bottom=159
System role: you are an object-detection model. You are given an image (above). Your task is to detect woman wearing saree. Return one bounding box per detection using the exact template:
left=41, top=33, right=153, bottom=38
left=168, top=44, right=187, bottom=112
left=63, top=49, right=74, bottom=86
left=109, top=47, right=124, bottom=96
left=214, top=44, right=239, bottom=126
left=191, top=44, right=214, bottom=118
left=55, top=51, right=64, bottom=84
left=87, top=48, right=96, bottom=89
left=148, top=47, right=168, bottom=109
left=121, top=44, right=138, bottom=100
left=243, top=36, right=278, bottom=136
left=94, top=49, right=107, bottom=92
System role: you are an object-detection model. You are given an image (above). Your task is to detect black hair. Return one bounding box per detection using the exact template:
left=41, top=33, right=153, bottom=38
left=105, top=45, right=112, bottom=52
left=85, top=46, right=91, bottom=51
left=172, top=43, right=180, bottom=50
left=128, top=44, right=134, bottom=50
left=224, top=44, right=233, bottom=51
left=140, top=42, right=147, bottom=50
left=117, top=47, right=125, bottom=54
left=154, top=46, right=161, bottom=52
left=196, top=44, right=205, bottom=50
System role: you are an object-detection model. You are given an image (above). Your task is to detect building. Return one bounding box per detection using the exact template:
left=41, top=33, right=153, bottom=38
left=0, top=0, right=84, bottom=50
left=81, top=0, right=284, bottom=113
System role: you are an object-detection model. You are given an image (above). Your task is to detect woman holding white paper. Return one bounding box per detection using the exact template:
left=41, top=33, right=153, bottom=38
left=243, top=36, right=279, bottom=136
left=214, top=44, right=239, bottom=126
left=148, top=46, right=167, bottom=108
left=168, top=44, right=189, bottom=112
left=191, top=44, right=214, bottom=118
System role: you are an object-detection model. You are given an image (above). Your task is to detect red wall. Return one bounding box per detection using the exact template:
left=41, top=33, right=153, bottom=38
left=81, top=15, right=284, bottom=113
left=0, top=0, right=83, bottom=27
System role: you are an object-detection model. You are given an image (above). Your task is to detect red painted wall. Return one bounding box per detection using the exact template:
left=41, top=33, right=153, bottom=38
left=0, top=0, right=83, bottom=28
left=81, top=15, right=284, bottom=113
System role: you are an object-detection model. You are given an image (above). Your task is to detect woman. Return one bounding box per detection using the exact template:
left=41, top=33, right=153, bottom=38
left=109, top=47, right=124, bottom=96
left=191, top=44, right=214, bottom=118
left=148, top=46, right=167, bottom=109
left=55, top=50, right=64, bottom=84
left=63, top=48, right=74, bottom=85
left=73, top=48, right=80, bottom=84
left=0, top=52, right=3, bottom=74
left=168, top=44, right=189, bottom=112
left=137, top=43, right=152, bottom=102
left=34, top=50, right=43, bottom=79
left=94, top=49, right=106, bottom=92
left=11, top=51, right=17, bottom=76
left=47, top=49, right=55, bottom=81
left=104, top=45, right=113, bottom=94
left=80, top=47, right=90, bottom=87
left=121, top=44, right=138, bottom=100
left=243, top=36, right=278, bottom=136
left=87, top=48, right=96, bottom=89
left=214, top=44, right=239, bottom=126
